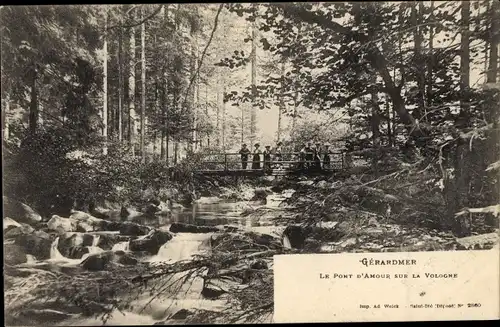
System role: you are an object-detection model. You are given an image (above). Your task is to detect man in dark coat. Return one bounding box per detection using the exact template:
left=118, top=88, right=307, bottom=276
left=263, top=145, right=272, bottom=173
left=239, top=144, right=251, bottom=169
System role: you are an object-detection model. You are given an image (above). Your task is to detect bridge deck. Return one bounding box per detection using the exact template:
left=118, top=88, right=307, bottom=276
left=193, top=168, right=340, bottom=176
left=193, top=152, right=351, bottom=177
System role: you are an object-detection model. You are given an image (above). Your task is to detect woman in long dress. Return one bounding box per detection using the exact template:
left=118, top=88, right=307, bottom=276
left=252, top=143, right=262, bottom=169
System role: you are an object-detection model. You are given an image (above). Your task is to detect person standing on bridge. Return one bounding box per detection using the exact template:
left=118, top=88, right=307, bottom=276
left=323, top=142, right=332, bottom=169
left=263, top=145, right=272, bottom=173
left=239, top=144, right=251, bottom=170
left=274, top=141, right=283, bottom=169
left=314, top=142, right=323, bottom=171
left=298, top=143, right=307, bottom=170
left=304, top=142, right=314, bottom=170
left=251, top=143, right=262, bottom=170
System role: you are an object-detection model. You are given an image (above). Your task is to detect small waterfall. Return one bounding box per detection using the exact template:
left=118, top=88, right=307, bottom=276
left=26, top=255, right=36, bottom=264
left=283, top=235, right=292, bottom=249
left=150, top=233, right=212, bottom=263
left=86, top=246, right=104, bottom=255
left=49, top=237, right=65, bottom=260
left=112, top=241, right=130, bottom=252
left=92, top=235, right=101, bottom=247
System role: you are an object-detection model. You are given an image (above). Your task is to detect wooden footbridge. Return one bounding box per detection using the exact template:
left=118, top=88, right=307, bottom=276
left=193, top=151, right=354, bottom=177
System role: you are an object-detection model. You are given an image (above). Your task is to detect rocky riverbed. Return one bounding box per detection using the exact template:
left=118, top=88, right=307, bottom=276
left=4, top=177, right=499, bottom=325
left=3, top=184, right=297, bottom=325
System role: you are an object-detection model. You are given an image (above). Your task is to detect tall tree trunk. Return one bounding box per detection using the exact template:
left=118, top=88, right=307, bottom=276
left=250, top=11, right=257, bottom=146
left=487, top=0, right=499, bottom=84
left=190, top=44, right=197, bottom=152
left=166, top=133, right=170, bottom=165
left=3, top=96, right=9, bottom=141
left=140, top=8, right=146, bottom=162
left=205, top=83, right=210, bottom=147
left=103, top=10, right=108, bottom=155
left=411, top=0, right=425, bottom=119
left=460, top=0, right=471, bottom=115
left=160, top=76, right=167, bottom=161
left=291, top=85, right=298, bottom=134
left=28, top=65, right=38, bottom=136
left=216, top=80, right=220, bottom=146
left=278, top=60, right=285, bottom=142
left=426, top=1, right=434, bottom=111
left=118, top=18, right=124, bottom=144
left=370, top=90, right=381, bottom=177
left=222, top=83, right=226, bottom=149
left=153, top=131, right=158, bottom=160
left=174, top=141, right=178, bottom=165
left=129, top=10, right=136, bottom=156
left=196, top=58, right=201, bottom=150
left=161, top=130, right=166, bottom=160
left=386, top=96, right=393, bottom=147
left=240, top=106, right=244, bottom=145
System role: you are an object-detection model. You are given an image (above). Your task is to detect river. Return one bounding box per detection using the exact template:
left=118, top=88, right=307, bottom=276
left=42, top=189, right=295, bottom=325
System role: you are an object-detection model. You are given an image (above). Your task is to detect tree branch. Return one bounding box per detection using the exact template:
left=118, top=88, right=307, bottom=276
left=270, top=3, right=423, bottom=137
left=181, top=3, right=224, bottom=109
left=106, top=4, right=163, bottom=31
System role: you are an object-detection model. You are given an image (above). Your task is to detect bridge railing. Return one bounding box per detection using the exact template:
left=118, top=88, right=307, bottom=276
left=195, top=151, right=349, bottom=171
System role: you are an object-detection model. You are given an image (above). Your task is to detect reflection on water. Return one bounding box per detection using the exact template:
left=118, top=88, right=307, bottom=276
left=128, top=191, right=295, bottom=229
left=129, top=199, right=265, bottom=229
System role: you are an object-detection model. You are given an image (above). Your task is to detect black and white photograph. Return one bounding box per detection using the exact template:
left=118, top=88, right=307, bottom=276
left=2, top=2, right=500, bottom=325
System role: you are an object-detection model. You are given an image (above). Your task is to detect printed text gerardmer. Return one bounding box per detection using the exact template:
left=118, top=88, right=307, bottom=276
left=360, top=258, right=417, bottom=267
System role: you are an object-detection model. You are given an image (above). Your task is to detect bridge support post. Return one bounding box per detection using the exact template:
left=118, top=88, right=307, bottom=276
left=224, top=154, right=228, bottom=172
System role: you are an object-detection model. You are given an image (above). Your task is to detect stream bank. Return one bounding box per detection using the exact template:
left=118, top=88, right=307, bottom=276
left=4, top=175, right=499, bottom=325
left=4, top=178, right=296, bottom=325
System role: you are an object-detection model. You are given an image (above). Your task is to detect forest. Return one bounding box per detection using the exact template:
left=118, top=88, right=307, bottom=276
left=2, top=2, right=500, bottom=325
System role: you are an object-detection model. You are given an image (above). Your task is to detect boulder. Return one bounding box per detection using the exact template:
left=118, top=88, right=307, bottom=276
left=80, top=252, right=113, bottom=271
left=315, top=180, right=329, bottom=189
left=114, top=250, right=138, bottom=265
left=4, top=243, right=28, bottom=265
left=201, top=275, right=244, bottom=299
left=282, top=225, right=309, bottom=249
left=456, top=232, right=500, bottom=250
left=80, top=251, right=137, bottom=271
left=210, top=232, right=281, bottom=251
left=129, top=230, right=173, bottom=254
left=89, top=208, right=112, bottom=220
left=96, top=233, right=132, bottom=250
left=4, top=217, right=22, bottom=230
left=14, top=230, right=52, bottom=260
left=57, top=233, right=95, bottom=259
left=47, top=215, right=78, bottom=234
left=244, top=231, right=282, bottom=249
left=4, top=223, right=35, bottom=239
left=18, top=309, right=77, bottom=324
left=155, top=201, right=171, bottom=215
left=142, top=203, right=160, bottom=215
left=119, top=222, right=151, bottom=236
left=169, top=201, right=185, bottom=210
left=99, top=220, right=151, bottom=236
left=361, top=227, right=385, bottom=238
left=3, top=197, right=42, bottom=225
left=170, top=223, right=219, bottom=234
left=250, top=259, right=268, bottom=270
left=170, top=309, right=193, bottom=320
left=69, top=211, right=106, bottom=232
left=121, top=206, right=146, bottom=220
left=250, top=188, right=269, bottom=203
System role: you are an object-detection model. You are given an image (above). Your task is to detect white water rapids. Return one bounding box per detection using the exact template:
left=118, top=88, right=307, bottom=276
left=21, top=190, right=294, bottom=325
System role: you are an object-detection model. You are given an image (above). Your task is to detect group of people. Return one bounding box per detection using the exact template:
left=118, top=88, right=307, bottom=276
left=238, top=141, right=334, bottom=172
